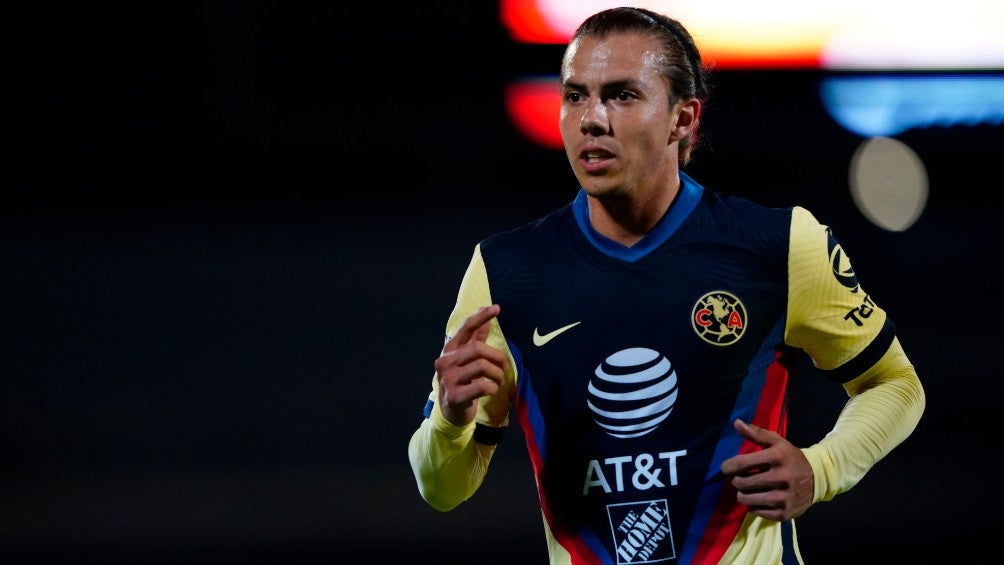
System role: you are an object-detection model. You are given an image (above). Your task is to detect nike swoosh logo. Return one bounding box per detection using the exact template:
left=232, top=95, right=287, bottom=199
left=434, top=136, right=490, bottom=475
left=532, top=321, right=582, bottom=346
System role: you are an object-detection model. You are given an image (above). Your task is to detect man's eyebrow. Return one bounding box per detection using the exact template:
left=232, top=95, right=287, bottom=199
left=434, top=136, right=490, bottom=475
left=560, top=79, right=586, bottom=91
left=561, top=79, right=634, bottom=92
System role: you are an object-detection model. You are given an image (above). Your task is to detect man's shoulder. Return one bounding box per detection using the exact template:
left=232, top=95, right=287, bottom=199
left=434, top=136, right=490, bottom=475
left=690, top=189, right=798, bottom=250
left=481, top=202, right=574, bottom=246
left=701, top=188, right=794, bottom=218
left=476, top=203, right=577, bottom=271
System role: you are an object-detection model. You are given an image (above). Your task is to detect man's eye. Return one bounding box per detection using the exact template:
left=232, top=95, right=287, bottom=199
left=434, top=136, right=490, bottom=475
left=616, top=91, right=632, bottom=101
left=566, top=92, right=582, bottom=103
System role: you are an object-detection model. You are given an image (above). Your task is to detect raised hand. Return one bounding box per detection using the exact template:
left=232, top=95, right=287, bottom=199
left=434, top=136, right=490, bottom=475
left=434, top=305, right=509, bottom=427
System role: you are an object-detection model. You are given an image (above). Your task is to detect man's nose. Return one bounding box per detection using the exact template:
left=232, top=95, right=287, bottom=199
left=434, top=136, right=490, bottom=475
left=579, top=100, right=609, bottom=135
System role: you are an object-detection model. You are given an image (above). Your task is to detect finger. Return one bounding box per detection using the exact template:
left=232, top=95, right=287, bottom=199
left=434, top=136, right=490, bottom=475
left=733, top=418, right=778, bottom=448
left=722, top=453, right=769, bottom=478
left=721, top=420, right=773, bottom=477
left=450, top=358, right=507, bottom=393
left=730, top=465, right=783, bottom=492
left=442, top=377, right=500, bottom=409
left=739, top=498, right=787, bottom=522
left=471, top=311, right=493, bottom=344
left=461, top=341, right=509, bottom=373
left=444, top=304, right=500, bottom=351
left=437, top=342, right=509, bottom=385
left=436, top=353, right=507, bottom=421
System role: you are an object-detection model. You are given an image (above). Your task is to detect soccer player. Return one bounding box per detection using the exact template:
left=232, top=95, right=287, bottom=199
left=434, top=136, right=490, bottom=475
left=408, top=7, right=925, bottom=564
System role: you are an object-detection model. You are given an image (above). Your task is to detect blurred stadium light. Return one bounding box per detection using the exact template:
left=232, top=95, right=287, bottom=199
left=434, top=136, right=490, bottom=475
left=500, top=0, right=1004, bottom=231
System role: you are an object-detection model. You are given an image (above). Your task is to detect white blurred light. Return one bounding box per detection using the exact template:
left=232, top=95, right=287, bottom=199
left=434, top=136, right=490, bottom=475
left=849, top=137, right=929, bottom=232
left=820, top=4, right=1004, bottom=69
left=518, top=0, right=1004, bottom=69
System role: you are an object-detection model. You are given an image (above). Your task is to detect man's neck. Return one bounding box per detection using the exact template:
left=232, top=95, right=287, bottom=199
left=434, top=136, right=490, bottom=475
left=586, top=179, right=680, bottom=247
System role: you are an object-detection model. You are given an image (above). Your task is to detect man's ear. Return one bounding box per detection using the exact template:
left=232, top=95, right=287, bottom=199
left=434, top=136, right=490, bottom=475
left=669, top=98, right=701, bottom=143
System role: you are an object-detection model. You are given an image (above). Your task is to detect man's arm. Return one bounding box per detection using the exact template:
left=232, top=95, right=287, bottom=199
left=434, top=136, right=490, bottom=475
left=408, top=403, right=498, bottom=512
left=801, top=337, right=925, bottom=502
left=408, top=247, right=515, bottom=511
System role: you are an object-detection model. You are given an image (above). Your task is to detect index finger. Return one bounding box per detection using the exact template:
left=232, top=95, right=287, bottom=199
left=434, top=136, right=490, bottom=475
left=721, top=450, right=769, bottom=477
left=445, top=304, right=500, bottom=349
left=733, top=418, right=779, bottom=448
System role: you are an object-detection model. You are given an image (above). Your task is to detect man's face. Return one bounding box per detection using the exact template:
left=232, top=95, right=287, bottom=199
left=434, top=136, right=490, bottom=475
left=559, top=32, right=679, bottom=201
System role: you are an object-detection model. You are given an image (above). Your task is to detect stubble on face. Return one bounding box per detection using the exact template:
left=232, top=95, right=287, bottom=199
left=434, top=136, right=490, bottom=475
left=559, top=33, right=678, bottom=205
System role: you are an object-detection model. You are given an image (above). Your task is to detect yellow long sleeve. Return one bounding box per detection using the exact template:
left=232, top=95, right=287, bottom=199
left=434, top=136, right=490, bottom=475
left=408, top=244, right=514, bottom=512
left=802, top=337, right=926, bottom=502
left=408, top=405, right=497, bottom=511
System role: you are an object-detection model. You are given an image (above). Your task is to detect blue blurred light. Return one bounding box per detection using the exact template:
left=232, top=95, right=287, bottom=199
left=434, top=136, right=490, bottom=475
left=819, top=74, right=1004, bottom=137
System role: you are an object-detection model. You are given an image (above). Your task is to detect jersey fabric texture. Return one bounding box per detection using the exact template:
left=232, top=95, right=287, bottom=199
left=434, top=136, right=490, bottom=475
left=409, top=172, right=924, bottom=565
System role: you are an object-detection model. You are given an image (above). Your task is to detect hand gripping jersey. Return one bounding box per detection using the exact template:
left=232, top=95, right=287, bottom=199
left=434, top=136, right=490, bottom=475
left=409, top=172, right=924, bottom=565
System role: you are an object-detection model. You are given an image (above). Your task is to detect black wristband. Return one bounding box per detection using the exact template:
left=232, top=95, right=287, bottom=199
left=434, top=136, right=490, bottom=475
left=473, top=423, right=505, bottom=446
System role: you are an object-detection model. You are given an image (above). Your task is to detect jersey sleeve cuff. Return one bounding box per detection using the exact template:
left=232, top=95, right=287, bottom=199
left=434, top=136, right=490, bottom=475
left=429, top=404, right=477, bottom=443
left=801, top=444, right=837, bottom=503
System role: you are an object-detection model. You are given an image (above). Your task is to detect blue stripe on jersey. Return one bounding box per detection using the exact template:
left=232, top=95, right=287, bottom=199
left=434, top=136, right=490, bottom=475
left=513, top=337, right=613, bottom=564
left=572, top=172, right=704, bottom=262
left=510, top=339, right=548, bottom=456
left=581, top=528, right=611, bottom=563
left=678, top=315, right=788, bottom=563
left=781, top=520, right=799, bottom=564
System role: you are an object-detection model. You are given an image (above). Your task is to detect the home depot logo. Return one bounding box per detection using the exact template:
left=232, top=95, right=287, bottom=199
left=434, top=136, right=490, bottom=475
left=607, top=499, right=675, bottom=563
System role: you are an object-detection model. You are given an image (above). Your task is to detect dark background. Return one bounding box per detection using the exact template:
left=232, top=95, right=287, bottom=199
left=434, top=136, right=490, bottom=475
left=2, top=2, right=999, bottom=563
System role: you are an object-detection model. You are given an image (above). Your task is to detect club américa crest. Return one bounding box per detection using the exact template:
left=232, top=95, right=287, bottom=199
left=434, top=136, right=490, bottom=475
left=691, top=290, right=747, bottom=346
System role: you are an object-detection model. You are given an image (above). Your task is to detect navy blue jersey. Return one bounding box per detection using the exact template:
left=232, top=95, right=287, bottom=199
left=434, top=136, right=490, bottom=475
left=413, top=172, right=900, bottom=564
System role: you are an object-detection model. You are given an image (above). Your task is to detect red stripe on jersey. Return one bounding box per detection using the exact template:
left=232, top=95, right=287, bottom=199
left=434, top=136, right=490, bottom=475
left=691, top=349, right=791, bottom=563
left=515, top=394, right=605, bottom=564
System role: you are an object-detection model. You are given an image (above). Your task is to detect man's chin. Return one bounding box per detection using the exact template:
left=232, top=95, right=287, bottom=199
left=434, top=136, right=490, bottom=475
left=582, top=184, right=628, bottom=201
